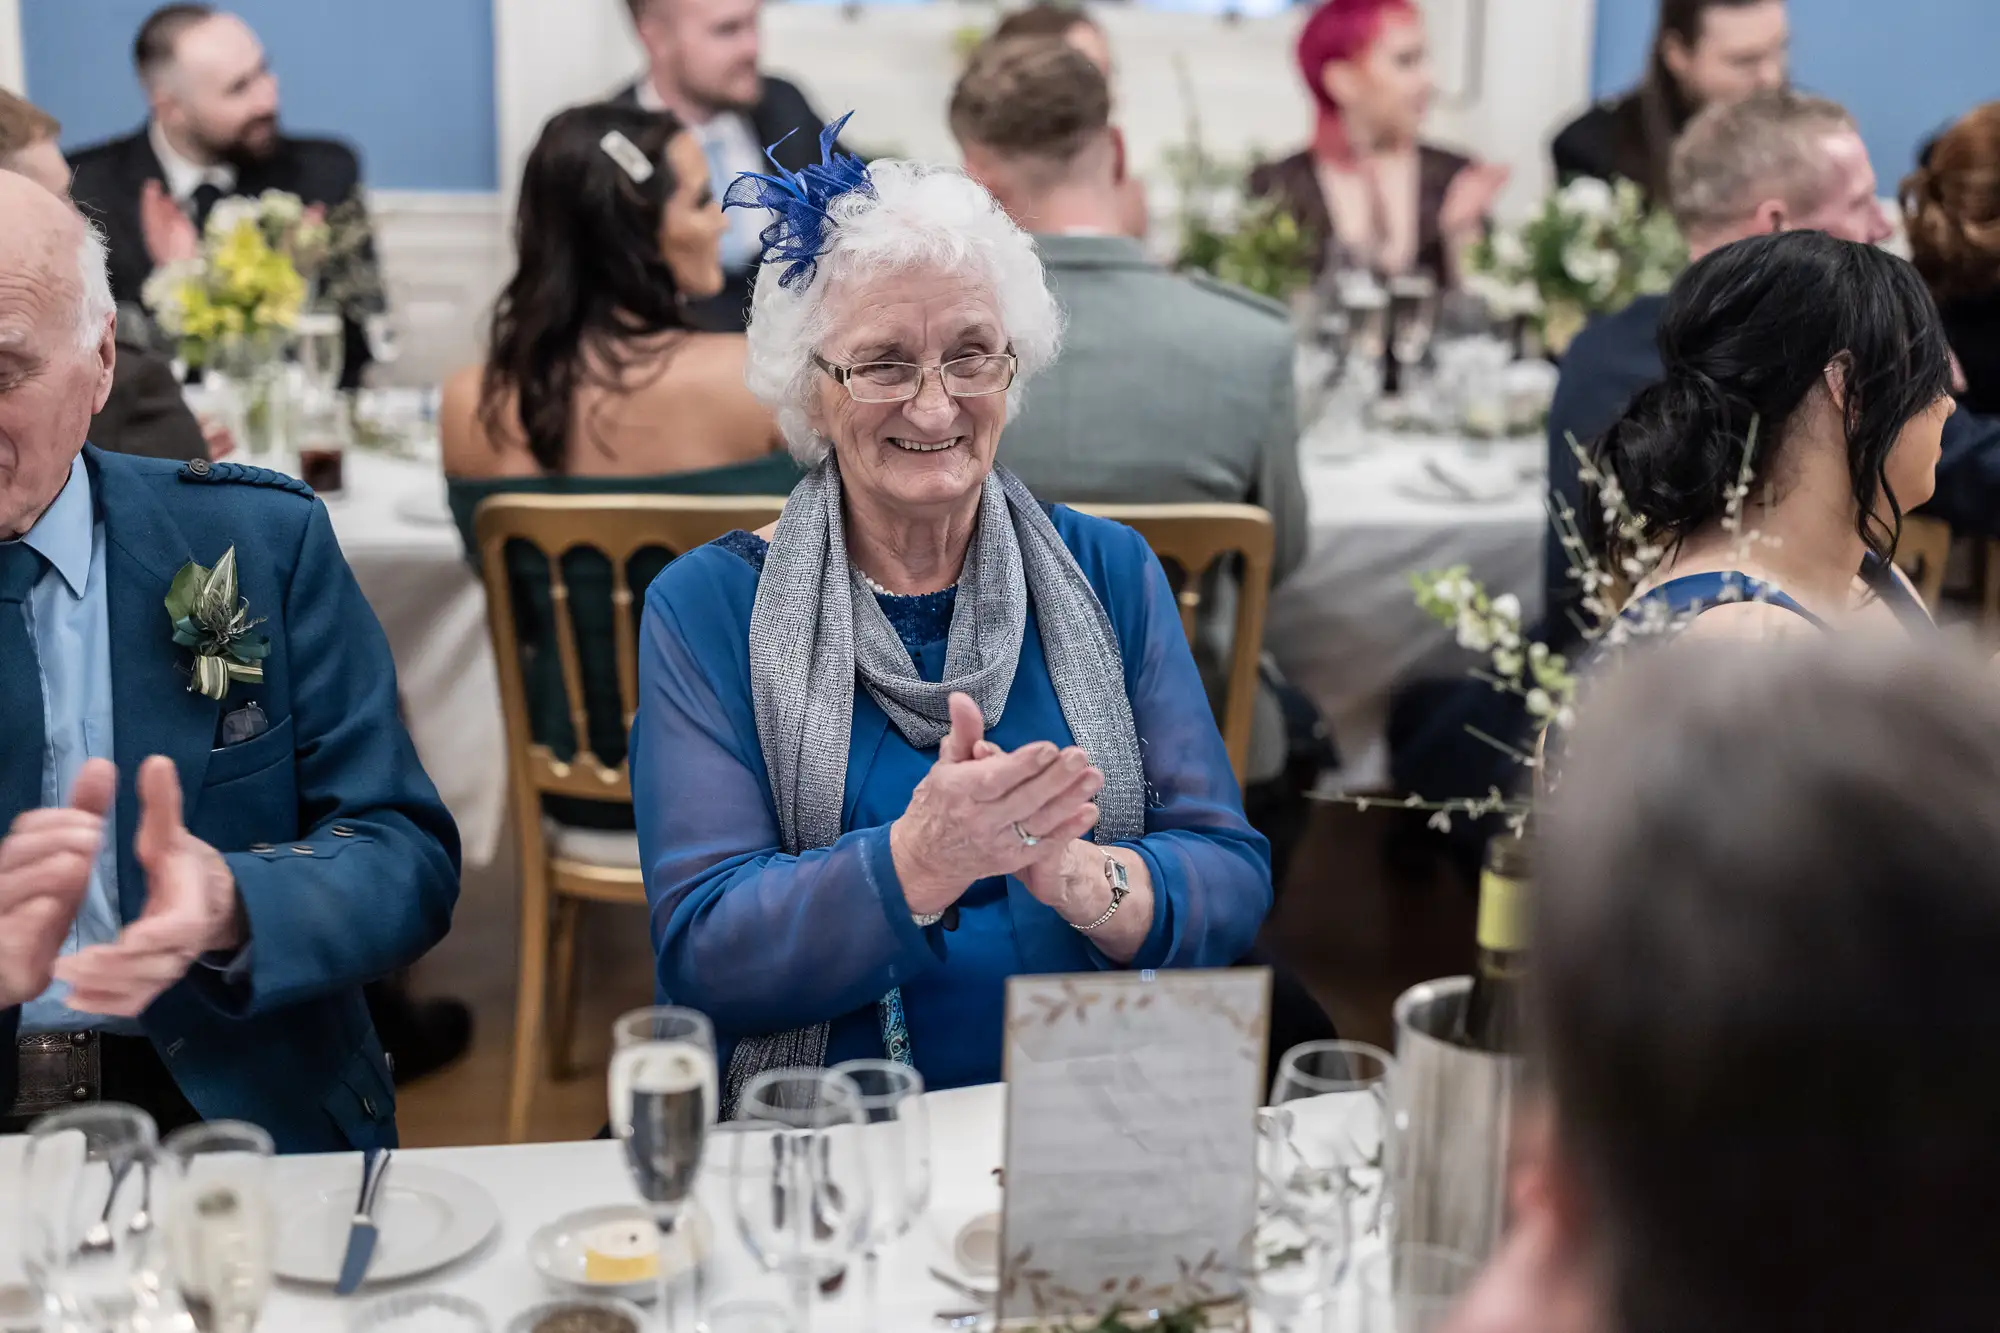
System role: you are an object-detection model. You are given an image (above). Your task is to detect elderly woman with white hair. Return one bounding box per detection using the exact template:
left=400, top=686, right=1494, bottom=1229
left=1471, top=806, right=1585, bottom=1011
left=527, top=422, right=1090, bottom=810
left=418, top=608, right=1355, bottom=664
left=630, top=120, right=1272, bottom=1101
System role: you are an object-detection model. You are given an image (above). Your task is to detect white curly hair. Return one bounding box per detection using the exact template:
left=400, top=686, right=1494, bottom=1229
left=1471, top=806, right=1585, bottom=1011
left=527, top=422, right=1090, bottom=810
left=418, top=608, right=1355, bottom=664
left=742, top=160, right=1064, bottom=465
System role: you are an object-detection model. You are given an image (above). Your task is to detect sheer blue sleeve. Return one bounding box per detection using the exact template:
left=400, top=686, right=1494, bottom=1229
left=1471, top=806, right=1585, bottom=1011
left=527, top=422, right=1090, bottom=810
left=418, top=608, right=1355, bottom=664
left=1082, top=519, right=1275, bottom=971
left=630, top=556, right=945, bottom=1035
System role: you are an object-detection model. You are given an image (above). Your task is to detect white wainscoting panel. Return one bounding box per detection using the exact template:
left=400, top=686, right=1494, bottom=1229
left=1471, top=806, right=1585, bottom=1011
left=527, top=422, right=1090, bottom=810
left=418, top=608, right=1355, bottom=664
left=367, top=191, right=508, bottom=389
left=0, top=0, right=24, bottom=94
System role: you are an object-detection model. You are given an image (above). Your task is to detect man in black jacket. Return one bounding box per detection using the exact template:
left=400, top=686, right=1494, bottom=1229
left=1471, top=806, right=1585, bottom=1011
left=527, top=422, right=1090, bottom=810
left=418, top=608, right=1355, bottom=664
left=67, top=5, right=380, bottom=389
left=614, top=0, right=843, bottom=331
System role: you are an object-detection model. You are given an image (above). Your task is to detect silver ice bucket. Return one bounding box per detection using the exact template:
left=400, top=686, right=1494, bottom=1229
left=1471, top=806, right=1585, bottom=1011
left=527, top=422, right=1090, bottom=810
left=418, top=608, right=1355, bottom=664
left=1391, top=976, right=1527, bottom=1263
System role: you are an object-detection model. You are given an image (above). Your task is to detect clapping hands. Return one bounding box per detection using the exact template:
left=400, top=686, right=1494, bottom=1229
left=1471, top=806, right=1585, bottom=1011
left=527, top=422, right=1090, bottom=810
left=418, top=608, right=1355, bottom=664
left=890, top=693, right=1104, bottom=917
left=57, top=757, right=241, bottom=1017
left=0, top=760, right=115, bottom=1009
left=140, top=180, right=200, bottom=266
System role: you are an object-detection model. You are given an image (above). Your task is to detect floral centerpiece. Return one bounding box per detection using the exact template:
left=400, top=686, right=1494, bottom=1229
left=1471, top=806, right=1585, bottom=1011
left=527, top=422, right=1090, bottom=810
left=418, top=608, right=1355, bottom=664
left=143, top=191, right=328, bottom=457
left=1462, top=177, right=1685, bottom=357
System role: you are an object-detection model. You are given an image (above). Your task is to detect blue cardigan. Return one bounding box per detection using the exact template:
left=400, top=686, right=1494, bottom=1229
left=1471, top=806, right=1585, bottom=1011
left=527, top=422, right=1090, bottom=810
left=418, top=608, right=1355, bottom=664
left=629, top=504, right=1272, bottom=1089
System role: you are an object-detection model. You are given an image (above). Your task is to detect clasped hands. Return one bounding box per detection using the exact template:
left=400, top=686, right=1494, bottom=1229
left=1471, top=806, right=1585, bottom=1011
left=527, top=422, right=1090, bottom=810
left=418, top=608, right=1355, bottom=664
left=890, top=692, right=1105, bottom=922
left=0, top=756, right=241, bottom=1016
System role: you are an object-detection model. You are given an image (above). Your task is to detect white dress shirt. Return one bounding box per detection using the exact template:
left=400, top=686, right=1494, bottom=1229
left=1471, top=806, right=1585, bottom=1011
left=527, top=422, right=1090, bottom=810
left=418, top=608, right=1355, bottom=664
left=149, top=120, right=235, bottom=208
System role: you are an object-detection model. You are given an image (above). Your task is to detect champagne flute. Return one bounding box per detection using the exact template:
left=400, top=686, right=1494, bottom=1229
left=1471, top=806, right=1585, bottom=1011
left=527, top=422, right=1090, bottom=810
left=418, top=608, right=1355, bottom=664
left=609, top=1006, right=717, bottom=1332
left=1268, top=1041, right=1397, bottom=1286
left=1355, top=1243, right=1481, bottom=1333
left=23, top=1104, right=161, bottom=1332
left=161, top=1122, right=274, bottom=1333
left=832, top=1061, right=929, bottom=1327
left=730, top=1070, right=872, bottom=1333
left=1246, top=1107, right=1347, bottom=1333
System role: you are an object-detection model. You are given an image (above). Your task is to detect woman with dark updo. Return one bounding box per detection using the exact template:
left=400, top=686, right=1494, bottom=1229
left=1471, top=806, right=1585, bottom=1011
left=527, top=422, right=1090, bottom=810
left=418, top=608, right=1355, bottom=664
left=1588, top=229, right=1952, bottom=641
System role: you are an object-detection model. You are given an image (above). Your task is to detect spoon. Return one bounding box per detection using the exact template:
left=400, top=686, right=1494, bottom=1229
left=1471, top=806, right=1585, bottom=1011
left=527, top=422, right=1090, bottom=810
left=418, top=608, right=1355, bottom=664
left=78, top=1158, right=138, bottom=1257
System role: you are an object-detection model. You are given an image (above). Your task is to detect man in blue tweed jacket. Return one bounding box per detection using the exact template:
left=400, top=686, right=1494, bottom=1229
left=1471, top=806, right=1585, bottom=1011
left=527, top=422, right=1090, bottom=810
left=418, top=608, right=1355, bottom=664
left=0, top=173, right=458, bottom=1152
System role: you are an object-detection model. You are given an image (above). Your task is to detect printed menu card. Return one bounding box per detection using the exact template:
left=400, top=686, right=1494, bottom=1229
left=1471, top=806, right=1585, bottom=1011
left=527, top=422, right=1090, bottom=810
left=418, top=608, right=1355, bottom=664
left=997, top=967, right=1272, bottom=1326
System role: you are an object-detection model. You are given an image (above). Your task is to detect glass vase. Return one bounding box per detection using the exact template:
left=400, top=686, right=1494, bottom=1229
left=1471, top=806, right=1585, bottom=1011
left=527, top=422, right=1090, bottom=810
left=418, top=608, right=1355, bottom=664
left=210, top=336, right=295, bottom=462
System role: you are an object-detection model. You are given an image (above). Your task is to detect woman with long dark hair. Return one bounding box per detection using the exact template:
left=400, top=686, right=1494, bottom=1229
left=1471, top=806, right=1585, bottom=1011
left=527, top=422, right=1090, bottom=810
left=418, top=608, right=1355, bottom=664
left=1247, top=0, right=1506, bottom=286
left=442, top=103, right=782, bottom=480
left=1588, top=229, right=1953, bottom=640
left=1552, top=0, right=1788, bottom=204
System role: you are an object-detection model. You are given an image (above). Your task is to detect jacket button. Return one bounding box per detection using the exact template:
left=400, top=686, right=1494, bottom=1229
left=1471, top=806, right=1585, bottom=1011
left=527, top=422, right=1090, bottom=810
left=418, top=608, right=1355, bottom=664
left=361, top=1096, right=377, bottom=1118
left=71, top=1084, right=91, bottom=1101
left=331, top=825, right=355, bottom=838
left=249, top=842, right=274, bottom=853
left=70, top=1031, right=91, bottom=1047
left=187, top=459, right=211, bottom=478
left=290, top=846, right=314, bottom=855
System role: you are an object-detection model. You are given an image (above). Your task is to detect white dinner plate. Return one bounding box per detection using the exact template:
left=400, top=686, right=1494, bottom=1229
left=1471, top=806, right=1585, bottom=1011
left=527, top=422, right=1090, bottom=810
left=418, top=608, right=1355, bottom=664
left=272, top=1160, right=500, bottom=1288
left=529, top=1203, right=711, bottom=1304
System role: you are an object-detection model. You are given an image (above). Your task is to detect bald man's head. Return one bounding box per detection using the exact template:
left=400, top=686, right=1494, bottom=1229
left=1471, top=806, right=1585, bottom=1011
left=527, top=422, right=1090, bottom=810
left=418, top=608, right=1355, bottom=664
left=0, top=173, right=118, bottom=539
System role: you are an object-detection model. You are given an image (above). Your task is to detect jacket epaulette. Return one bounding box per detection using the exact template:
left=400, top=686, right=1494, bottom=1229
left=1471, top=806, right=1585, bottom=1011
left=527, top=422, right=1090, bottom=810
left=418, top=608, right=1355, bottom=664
left=1184, top=270, right=1291, bottom=322
left=177, top=458, right=316, bottom=499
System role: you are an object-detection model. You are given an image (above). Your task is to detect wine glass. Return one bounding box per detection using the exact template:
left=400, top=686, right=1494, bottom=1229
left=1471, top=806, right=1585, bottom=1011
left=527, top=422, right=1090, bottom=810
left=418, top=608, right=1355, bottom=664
left=832, top=1061, right=929, bottom=1326
left=22, top=1104, right=162, bottom=1332
left=1268, top=1041, right=1397, bottom=1285
left=161, top=1122, right=274, bottom=1333
left=609, top=1006, right=717, bottom=1332
left=1355, top=1243, right=1481, bottom=1333
left=730, top=1070, right=872, bottom=1333
left=293, top=310, right=345, bottom=399
left=1245, top=1108, right=1348, bottom=1333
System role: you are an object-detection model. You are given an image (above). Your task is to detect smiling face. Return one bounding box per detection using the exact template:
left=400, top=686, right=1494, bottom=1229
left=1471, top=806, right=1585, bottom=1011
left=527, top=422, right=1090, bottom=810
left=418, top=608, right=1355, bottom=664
left=1322, top=9, right=1433, bottom=149
left=807, top=265, right=1010, bottom=520
left=158, top=14, right=282, bottom=164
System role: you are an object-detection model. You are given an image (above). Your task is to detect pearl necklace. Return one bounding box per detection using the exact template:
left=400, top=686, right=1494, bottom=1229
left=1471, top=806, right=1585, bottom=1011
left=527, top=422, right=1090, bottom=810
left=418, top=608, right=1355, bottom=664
left=859, top=569, right=955, bottom=598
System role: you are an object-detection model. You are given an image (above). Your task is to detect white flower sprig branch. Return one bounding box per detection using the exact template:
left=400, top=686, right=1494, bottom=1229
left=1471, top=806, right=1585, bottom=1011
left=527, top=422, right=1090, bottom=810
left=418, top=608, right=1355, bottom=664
left=1322, top=420, right=1770, bottom=834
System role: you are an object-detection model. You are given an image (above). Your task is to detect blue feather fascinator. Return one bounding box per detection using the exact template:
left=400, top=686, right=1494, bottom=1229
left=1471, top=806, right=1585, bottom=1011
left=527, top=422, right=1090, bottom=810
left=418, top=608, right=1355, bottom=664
left=722, top=111, right=872, bottom=291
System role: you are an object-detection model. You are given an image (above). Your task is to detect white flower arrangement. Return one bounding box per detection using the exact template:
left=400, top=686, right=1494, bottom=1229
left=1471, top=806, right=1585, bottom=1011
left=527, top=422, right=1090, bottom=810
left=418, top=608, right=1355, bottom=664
left=1464, top=177, right=1687, bottom=355
left=1363, top=422, right=1774, bottom=833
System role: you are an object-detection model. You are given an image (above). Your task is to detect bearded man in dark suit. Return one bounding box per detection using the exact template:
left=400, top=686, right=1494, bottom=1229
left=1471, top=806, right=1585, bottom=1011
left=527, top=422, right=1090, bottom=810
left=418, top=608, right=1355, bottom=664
left=613, top=0, right=844, bottom=331
left=67, top=4, right=381, bottom=390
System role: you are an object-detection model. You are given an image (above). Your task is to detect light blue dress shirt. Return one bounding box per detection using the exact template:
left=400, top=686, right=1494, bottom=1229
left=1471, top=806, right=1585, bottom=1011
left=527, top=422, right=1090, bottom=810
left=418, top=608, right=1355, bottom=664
left=13, top=454, right=137, bottom=1036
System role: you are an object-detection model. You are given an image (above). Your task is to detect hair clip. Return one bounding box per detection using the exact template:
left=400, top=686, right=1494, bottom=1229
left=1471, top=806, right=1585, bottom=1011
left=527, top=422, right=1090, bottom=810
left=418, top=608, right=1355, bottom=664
left=600, top=130, right=656, bottom=184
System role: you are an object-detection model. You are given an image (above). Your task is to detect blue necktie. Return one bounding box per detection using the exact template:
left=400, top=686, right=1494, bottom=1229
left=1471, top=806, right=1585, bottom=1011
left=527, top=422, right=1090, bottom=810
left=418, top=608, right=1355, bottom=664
left=0, top=542, right=47, bottom=829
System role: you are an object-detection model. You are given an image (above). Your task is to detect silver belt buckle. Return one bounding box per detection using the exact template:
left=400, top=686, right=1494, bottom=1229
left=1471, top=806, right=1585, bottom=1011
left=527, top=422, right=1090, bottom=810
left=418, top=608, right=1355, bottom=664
left=11, top=1031, right=102, bottom=1121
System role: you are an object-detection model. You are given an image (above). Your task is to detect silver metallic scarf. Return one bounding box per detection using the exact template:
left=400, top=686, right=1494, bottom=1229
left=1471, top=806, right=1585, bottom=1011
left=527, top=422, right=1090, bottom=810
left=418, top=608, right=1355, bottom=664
left=731, top=458, right=1146, bottom=1108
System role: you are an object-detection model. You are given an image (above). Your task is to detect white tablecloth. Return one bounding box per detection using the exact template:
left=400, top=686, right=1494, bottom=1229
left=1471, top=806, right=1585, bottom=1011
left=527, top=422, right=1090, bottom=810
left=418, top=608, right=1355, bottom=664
left=0, top=1084, right=1008, bottom=1333
left=318, top=453, right=508, bottom=868
left=1266, top=430, right=1547, bottom=790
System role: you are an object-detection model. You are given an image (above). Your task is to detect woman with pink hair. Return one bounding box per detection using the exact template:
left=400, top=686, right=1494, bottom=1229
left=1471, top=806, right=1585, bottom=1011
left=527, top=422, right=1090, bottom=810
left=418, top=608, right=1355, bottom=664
left=1248, top=0, right=1506, bottom=285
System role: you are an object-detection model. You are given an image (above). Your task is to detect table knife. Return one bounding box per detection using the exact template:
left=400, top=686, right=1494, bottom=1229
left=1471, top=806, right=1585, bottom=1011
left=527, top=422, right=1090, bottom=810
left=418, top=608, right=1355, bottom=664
left=334, top=1147, right=392, bottom=1296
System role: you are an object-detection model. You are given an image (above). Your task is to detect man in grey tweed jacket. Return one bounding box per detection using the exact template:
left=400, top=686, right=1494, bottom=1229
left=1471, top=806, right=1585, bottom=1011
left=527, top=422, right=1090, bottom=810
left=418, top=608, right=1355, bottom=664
left=953, top=36, right=1313, bottom=798
left=950, top=37, right=1308, bottom=589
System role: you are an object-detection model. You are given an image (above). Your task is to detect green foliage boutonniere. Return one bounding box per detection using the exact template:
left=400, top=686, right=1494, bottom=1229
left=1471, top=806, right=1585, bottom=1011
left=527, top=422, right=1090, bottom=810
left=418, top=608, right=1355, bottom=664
left=166, top=546, right=270, bottom=701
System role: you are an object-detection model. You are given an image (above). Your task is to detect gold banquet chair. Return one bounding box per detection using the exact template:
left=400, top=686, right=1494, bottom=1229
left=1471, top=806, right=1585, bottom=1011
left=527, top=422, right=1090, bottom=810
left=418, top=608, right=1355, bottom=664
left=476, top=493, right=785, bottom=1143
left=1076, top=504, right=1276, bottom=785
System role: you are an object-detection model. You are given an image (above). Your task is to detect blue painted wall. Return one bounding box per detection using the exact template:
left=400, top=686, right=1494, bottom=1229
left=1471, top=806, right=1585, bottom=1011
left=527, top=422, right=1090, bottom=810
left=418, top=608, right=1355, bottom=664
left=1592, top=0, right=1996, bottom=184
left=20, top=0, right=498, bottom=192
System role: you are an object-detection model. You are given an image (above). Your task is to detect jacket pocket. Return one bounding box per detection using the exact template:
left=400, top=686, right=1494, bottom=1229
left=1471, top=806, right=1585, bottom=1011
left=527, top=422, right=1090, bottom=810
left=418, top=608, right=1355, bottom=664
left=203, top=715, right=296, bottom=787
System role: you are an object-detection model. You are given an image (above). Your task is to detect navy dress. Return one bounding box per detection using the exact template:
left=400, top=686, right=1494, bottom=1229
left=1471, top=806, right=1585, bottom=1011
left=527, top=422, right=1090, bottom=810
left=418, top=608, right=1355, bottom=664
left=629, top=505, right=1273, bottom=1090
left=1615, top=554, right=1934, bottom=637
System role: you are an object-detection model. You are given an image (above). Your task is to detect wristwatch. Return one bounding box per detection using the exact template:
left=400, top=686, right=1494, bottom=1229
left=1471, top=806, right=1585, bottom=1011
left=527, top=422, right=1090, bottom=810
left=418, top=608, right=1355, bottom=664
left=1074, top=854, right=1129, bottom=933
